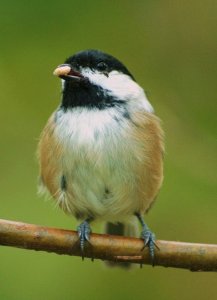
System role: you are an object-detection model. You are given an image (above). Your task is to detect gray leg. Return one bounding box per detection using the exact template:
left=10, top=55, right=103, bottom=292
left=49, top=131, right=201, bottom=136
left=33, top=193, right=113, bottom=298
left=77, top=217, right=93, bottom=257
left=135, top=213, right=157, bottom=264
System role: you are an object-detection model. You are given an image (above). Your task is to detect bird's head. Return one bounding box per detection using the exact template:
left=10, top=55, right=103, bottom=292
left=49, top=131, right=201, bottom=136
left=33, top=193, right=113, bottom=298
left=54, top=49, right=153, bottom=112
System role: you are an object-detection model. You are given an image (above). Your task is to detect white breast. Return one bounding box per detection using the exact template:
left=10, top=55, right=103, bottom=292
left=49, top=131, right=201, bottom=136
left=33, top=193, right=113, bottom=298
left=54, top=106, right=144, bottom=221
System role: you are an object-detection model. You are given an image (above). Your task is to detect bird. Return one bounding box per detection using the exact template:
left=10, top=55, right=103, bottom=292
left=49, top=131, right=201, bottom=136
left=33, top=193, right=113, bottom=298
left=38, top=49, right=164, bottom=266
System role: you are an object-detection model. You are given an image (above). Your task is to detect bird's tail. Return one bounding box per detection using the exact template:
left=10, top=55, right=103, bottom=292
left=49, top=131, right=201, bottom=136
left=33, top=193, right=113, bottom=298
left=104, top=219, right=139, bottom=269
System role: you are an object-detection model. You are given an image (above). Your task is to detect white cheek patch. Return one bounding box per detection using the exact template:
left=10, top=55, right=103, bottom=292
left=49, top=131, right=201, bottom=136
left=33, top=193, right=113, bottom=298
left=81, top=68, right=154, bottom=113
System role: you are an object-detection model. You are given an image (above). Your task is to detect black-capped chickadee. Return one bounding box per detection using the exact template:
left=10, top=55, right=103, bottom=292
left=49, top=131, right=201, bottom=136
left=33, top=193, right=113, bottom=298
left=38, top=49, right=164, bottom=265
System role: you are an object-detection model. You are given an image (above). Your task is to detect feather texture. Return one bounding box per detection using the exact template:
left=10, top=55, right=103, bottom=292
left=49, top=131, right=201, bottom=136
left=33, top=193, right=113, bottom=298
left=38, top=107, right=164, bottom=221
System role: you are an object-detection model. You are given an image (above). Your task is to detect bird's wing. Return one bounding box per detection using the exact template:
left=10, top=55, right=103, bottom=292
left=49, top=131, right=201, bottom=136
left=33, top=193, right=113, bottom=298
left=37, top=113, right=63, bottom=199
left=130, top=111, right=164, bottom=213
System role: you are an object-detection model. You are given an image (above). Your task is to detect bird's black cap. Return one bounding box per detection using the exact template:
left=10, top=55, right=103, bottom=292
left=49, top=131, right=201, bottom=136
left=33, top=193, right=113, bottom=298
left=64, top=49, right=135, bottom=80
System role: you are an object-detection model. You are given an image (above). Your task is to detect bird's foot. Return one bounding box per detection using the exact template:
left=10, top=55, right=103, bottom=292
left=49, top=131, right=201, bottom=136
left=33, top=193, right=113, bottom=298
left=141, top=228, right=157, bottom=264
left=77, top=220, right=92, bottom=259
left=135, top=213, right=159, bottom=266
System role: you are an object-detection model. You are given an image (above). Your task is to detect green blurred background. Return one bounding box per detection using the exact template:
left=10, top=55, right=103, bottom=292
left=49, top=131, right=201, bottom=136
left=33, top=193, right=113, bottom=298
left=0, top=1, right=216, bottom=299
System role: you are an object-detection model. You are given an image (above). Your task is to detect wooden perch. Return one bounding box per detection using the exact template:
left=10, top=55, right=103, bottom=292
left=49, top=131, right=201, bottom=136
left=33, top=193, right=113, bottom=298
left=0, top=218, right=216, bottom=272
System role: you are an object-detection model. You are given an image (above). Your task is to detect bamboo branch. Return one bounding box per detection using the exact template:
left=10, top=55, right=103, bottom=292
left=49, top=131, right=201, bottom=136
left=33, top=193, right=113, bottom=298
left=0, top=218, right=216, bottom=272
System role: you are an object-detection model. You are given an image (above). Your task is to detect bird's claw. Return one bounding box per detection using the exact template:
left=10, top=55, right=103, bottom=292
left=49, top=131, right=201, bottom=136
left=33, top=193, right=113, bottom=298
left=141, top=229, right=157, bottom=265
left=77, top=221, right=92, bottom=257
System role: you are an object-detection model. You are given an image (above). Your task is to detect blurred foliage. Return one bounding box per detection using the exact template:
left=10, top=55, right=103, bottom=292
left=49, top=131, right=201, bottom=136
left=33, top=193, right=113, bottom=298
left=0, top=1, right=216, bottom=299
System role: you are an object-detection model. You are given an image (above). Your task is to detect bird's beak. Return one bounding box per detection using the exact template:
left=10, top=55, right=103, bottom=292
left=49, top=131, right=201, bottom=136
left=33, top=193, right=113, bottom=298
left=53, top=64, right=83, bottom=82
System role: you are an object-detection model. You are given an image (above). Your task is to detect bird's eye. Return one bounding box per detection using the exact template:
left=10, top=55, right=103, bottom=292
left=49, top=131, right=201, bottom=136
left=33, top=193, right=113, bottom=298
left=74, top=63, right=80, bottom=69
left=97, top=62, right=108, bottom=71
